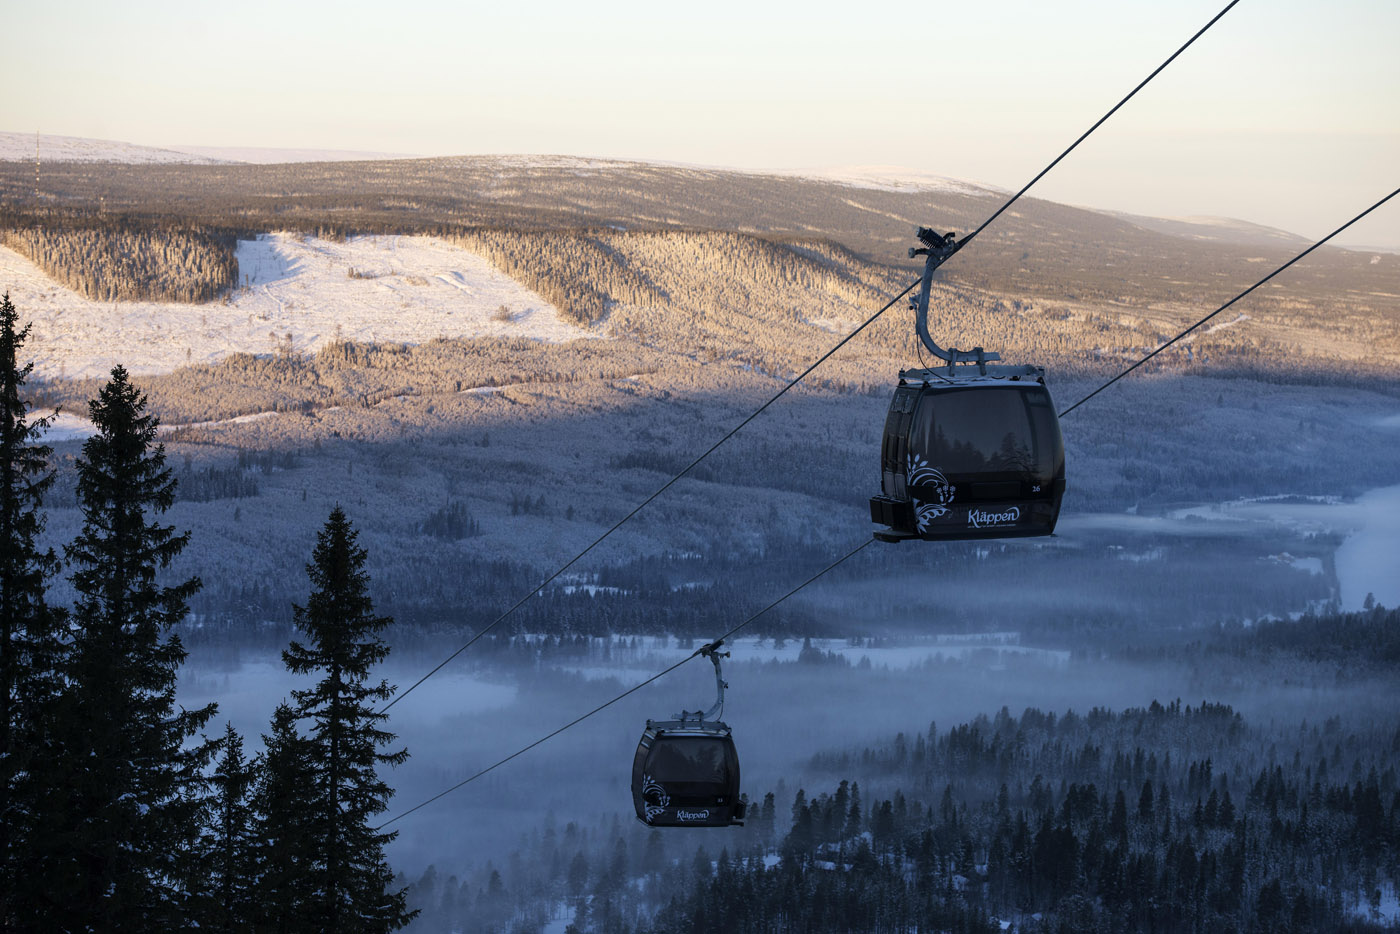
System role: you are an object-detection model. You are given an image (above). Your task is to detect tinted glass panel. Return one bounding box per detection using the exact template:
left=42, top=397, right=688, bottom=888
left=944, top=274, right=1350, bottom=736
left=1024, top=391, right=1063, bottom=480
left=647, top=737, right=729, bottom=784
left=912, top=387, right=1042, bottom=478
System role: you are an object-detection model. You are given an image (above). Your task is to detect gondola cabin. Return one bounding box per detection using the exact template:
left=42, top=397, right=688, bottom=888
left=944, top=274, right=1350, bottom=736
left=631, top=720, right=745, bottom=827
left=870, top=365, right=1065, bottom=542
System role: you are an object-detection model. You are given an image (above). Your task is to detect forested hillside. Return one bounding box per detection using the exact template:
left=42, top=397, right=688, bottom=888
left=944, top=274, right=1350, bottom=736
left=2, top=152, right=1397, bottom=934
left=2, top=220, right=236, bottom=302
left=395, top=610, right=1400, bottom=933
left=1, top=192, right=1389, bottom=647
left=3, top=154, right=1397, bottom=369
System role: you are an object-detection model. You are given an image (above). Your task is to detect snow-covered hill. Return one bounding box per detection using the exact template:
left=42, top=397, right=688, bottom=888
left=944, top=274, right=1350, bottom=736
left=0, top=132, right=420, bottom=165
left=1, top=233, right=597, bottom=379
left=160, top=144, right=421, bottom=164
left=1108, top=210, right=1311, bottom=248
left=0, top=131, right=231, bottom=165
left=775, top=164, right=1006, bottom=197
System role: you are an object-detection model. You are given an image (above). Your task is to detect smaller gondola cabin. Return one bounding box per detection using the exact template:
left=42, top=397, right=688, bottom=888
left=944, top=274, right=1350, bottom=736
left=631, top=720, right=744, bottom=827
left=870, top=366, right=1066, bottom=542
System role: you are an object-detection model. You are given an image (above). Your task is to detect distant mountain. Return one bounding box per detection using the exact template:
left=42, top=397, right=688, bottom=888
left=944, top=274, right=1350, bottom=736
left=771, top=164, right=1007, bottom=197
left=0, top=131, right=231, bottom=165
left=1107, top=210, right=1311, bottom=249
left=4, top=132, right=1345, bottom=253
left=0, top=131, right=419, bottom=166
left=159, top=144, right=423, bottom=164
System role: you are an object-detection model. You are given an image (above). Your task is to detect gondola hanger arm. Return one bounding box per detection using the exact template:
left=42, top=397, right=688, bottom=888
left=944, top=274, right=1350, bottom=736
left=675, top=639, right=729, bottom=723
left=909, top=227, right=1002, bottom=373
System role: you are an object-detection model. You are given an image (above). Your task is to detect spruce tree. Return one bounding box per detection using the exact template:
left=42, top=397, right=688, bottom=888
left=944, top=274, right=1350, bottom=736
left=0, top=293, right=64, bottom=929
left=39, top=366, right=217, bottom=930
left=283, top=507, right=414, bottom=932
left=207, top=724, right=256, bottom=933
left=251, top=702, right=317, bottom=933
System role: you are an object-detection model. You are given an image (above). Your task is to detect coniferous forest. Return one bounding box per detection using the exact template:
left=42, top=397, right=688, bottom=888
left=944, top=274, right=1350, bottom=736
left=0, top=294, right=413, bottom=932
left=2, top=276, right=1398, bottom=932
left=385, top=682, right=1400, bottom=934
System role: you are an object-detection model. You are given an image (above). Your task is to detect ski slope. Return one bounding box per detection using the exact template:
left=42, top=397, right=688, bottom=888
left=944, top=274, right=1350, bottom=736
left=0, top=233, right=597, bottom=379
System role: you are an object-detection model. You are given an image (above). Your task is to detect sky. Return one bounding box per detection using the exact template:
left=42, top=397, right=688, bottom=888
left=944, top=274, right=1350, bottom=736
left=4, top=0, right=1398, bottom=247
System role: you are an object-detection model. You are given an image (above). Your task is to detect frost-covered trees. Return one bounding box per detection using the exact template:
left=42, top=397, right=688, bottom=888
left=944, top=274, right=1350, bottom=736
left=2, top=223, right=237, bottom=303
left=33, top=365, right=217, bottom=930
left=281, top=507, right=414, bottom=932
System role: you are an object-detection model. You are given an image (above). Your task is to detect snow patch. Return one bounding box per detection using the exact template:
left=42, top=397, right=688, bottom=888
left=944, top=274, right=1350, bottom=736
left=1270, top=553, right=1324, bottom=576
left=1202, top=313, right=1250, bottom=336
left=805, top=316, right=853, bottom=334
left=559, top=584, right=630, bottom=597
left=1349, top=882, right=1400, bottom=924
left=29, top=409, right=287, bottom=443
left=1, top=233, right=599, bottom=379
left=35, top=412, right=98, bottom=441
left=773, top=164, right=1005, bottom=197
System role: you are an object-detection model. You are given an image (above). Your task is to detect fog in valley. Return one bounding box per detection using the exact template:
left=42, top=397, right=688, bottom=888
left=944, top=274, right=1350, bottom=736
left=5, top=154, right=1399, bottom=931
left=167, top=411, right=1400, bottom=929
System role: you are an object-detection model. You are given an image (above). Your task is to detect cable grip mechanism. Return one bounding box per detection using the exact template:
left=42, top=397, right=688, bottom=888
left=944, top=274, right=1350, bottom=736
left=908, top=226, right=1002, bottom=374
left=675, top=640, right=730, bottom=724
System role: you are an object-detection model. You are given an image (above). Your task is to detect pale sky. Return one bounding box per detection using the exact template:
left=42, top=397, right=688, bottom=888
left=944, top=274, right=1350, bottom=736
left=5, top=0, right=1398, bottom=246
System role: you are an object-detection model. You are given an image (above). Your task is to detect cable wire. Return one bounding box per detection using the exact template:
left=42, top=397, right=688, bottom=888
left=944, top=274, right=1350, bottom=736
left=377, top=538, right=873, bottom=829
left=379, top=172, right=1389, bottom=820
left=376, top=177, right=1398, bottom=827
left=1057, top=186, right=1399, bottom=419
left=378, top=283, right=914, bottom=713
left=381, top=0, right=1238, bottom=713
left=960, top=0, right=1240, bottom=249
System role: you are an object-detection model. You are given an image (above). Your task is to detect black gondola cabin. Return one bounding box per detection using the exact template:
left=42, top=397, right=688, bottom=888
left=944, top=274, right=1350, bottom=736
left=631, top=720, right=744, bottom=827
left=870, top=366, right=1065, bottom=542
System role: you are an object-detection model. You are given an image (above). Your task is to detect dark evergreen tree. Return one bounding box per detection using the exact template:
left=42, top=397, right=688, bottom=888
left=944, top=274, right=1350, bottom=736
left=36, top=366, right=217, bottom=929
left=252, top=702, right=317, bottom=933
left=283, top=507, right=414, bottom=932
left=567, top=849, right=590, bottom=897
left=207, top=724, right=257, bottom=933
left=0, top=292, right=64, bottom=929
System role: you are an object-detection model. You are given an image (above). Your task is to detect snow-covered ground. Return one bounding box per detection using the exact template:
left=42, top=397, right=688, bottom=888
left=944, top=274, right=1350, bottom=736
left=33, top=412, right=98, bottom=441
left=1349, top=882, right=1400, bottom=925
left=33, top=409, right=285, bottom=440
left=1, top=233, right=597, bottom=380
left=0, top=131, right=229, bottom=164
left=160, top=144, right=420, bottom=164
left=1, top=131, right=415, bottom=164
left=770, top=164, right=1005, bottom=197
left=5, top=131, right=1005, bottom=195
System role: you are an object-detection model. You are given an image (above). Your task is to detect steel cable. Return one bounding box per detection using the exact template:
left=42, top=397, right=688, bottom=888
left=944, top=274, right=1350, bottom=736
left=380, top=0, right=1239, bottom=713
left=1057, top=187, right=1399, bottom=419
left=378, top=539, right=872, bottom=829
